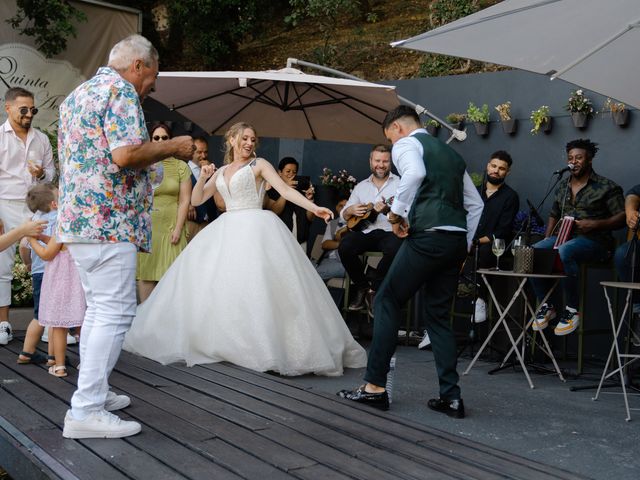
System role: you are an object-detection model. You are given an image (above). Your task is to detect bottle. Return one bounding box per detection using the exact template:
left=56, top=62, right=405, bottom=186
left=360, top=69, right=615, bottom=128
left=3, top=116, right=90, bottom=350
left=386, top=355, right=396, bottom=404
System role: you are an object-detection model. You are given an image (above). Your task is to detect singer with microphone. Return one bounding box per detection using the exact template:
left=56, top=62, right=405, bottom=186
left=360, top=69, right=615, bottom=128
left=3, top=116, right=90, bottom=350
left=469, top=150, right=519, bottom=324
left=530, top=139, right=625, bottom=336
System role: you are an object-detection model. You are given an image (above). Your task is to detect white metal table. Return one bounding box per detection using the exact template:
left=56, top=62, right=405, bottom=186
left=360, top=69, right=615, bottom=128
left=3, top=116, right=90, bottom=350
left=594, top=281, right=640, bottom=421
left=463, top=269, right=566, bottom=388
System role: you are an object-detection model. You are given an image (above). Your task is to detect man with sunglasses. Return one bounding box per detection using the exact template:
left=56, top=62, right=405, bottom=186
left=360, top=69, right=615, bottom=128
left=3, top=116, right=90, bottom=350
left=0, top=87, right=55, bottom=342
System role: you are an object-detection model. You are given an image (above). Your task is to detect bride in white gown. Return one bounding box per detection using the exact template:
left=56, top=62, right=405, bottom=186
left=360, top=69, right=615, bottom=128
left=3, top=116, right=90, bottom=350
left=123, top=122, right=367, bottom=376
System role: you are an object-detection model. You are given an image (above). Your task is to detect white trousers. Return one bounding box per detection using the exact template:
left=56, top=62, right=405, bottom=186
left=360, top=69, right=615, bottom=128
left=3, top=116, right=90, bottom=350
left=67, top=242, right=137, bottom=418
left=0, top=200, right=32, bottom=306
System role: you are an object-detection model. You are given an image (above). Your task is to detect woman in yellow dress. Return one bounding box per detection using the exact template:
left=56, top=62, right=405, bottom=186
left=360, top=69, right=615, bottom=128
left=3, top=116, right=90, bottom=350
left=137, top=123, right=192, bottom=302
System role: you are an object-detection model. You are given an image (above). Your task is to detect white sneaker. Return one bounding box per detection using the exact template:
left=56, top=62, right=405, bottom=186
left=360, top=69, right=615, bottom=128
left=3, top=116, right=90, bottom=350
left=0, top=321, right=13, bottom=345
left=473, top=298, right=487, bottom=323
left=554, top=307, right=580, bottom=336
left=418, top=330, right=431, bottom=350
left=41, top=327, right=48, bottom=343
left=62, top=410, right=141, bottom=439
left=105, top=391, right=131, bottom=411
left=66, top=334, right=77, bottom=345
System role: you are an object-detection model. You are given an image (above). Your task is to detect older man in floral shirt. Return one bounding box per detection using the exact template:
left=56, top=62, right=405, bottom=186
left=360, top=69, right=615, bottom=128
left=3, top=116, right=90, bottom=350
left=58, top=35, right=194, bottom=439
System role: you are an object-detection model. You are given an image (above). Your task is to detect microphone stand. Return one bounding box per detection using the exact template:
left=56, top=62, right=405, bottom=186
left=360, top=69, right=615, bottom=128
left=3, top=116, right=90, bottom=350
left=507, top=171, right=567, bottom=252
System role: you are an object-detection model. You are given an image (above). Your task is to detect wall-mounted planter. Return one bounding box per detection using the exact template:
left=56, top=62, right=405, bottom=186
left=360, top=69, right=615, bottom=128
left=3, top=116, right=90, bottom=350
left=501, top=119, right=517, bottom=135
left=541, top=117, right=552, bottom=134
left=571, top=112, right=589, bottom=129
left=449, top=122, right=464, bottom=131
left=473, top=122, right=490, bottom=136
left=612, top=110, right=630, bottom=127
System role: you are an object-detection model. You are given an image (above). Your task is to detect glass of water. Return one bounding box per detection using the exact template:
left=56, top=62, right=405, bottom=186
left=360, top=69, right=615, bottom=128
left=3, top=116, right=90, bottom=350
left=492, top=238, right=505, bottom=270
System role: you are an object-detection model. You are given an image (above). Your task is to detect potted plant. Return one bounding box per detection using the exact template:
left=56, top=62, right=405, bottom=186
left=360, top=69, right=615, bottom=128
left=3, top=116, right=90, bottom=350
left=466, top=102, right=490, bottom=136
left=445, top=113, right=465, bottom=131
left=529, top=105, right=552, bottom=135
left=602, top=98, right=630, bottom=127
left=425, top=118, right=441, bottom=136
left=495, top=101, right=517, bottom=134
left=565, top=89, right=594, bottom=129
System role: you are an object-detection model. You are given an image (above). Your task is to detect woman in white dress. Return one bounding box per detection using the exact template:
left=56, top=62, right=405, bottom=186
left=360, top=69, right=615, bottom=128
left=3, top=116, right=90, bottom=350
left=124, top=122, right=367, bottom=376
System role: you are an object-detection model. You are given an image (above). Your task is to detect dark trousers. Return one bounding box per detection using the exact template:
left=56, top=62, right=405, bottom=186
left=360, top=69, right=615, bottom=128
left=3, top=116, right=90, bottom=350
left=338, top=229, right=403, bottom=291
left=364, top=231, right=467, bottom=400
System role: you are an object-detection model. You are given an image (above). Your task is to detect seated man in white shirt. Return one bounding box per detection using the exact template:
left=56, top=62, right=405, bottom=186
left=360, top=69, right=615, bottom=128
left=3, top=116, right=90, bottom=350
left=339, top=144, right=403, bottom=316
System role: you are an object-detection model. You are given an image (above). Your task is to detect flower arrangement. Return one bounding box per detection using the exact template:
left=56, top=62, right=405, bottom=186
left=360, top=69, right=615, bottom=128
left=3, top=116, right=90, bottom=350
left=530, top=105, right=550, bottom=135
left=425, top=119, right=440, bottom=128
left=467, top=102, right=490, bottom=124
left=11, top=249, right=32, bottom=307
left=495, top=101, right=512, bottom=121
left=513, top=210, right=546, bottom=236
left=319, top=167, right=356, bottom=192
left=565, top=89, right=594, bottom=116
left=602, top=97, right=626, bottom=114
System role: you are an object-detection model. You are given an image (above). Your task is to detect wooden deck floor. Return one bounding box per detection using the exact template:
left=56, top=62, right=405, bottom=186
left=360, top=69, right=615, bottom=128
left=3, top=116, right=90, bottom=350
left=0, top=341, right=588, bottom=480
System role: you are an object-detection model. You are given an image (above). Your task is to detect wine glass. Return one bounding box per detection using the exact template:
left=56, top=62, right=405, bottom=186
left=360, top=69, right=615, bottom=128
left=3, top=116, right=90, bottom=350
left=492, top=238, right=505, bottom=270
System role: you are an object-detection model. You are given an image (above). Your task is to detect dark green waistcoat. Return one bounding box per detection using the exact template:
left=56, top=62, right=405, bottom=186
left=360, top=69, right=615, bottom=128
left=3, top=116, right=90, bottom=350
left=407, top=132, right=467, bottom=233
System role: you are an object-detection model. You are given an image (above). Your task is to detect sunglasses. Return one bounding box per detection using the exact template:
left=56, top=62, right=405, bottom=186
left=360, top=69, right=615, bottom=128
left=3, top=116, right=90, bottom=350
left=18, top=106, right=38, bottom=116
left=153, top=135, right=169, bottom=141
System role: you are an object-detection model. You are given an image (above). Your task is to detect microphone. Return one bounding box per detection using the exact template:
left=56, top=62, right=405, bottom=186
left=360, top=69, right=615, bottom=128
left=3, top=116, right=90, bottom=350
left=526, top=199, right=544, bottom=226
left=553, top=165, right=574, bottom=175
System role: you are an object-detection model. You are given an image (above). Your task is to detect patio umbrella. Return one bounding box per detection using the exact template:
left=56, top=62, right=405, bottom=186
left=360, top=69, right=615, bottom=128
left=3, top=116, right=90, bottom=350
left=391, top=0, right=640, bottom=109
left=150, top=68, right=400, bottom=144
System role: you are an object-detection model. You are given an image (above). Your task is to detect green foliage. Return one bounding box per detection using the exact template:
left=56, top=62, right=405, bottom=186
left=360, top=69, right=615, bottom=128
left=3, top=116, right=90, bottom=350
left=168, top=0, right=258, bottom=69
left=429, top=0, right=480, bottom=27
left=425, top=119, right=440, bottom=127
left=466, top=102, right=490, bottom=123
left=419, top=0, right=481, bottom=78
left=529, top=105, right=550, bottom=135
left=12, top=249, right=32, bottom=307
left=7, top=0, right=87, bottom=58
left=469, top=172, right=483, bottom=187
left=286, top=0, right=361, bottom=63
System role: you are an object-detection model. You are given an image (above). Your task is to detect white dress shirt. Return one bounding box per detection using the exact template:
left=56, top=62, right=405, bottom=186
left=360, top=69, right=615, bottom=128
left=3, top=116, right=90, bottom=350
left=0, top=120, right=55, bottom=200
left=340, top=173, right=400, bottom=233
left=188, top=160, right=200, bottom=179
left=389, top=128, right=484, bottom=250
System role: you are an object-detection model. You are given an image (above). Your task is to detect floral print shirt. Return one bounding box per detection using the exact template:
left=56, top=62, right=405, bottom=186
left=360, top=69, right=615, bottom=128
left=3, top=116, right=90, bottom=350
left=57, top=67, right=153, bottom=252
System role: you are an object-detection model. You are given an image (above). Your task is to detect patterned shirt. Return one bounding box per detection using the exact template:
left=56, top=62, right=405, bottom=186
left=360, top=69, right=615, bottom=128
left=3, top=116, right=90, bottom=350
left=57, top=67, right=152, bottom=251
left=549, top=169, right=624, bottom=247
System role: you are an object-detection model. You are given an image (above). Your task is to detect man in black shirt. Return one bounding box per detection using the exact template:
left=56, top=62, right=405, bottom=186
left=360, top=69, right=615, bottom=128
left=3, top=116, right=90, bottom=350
left=471, top=150, right=519, bottom=322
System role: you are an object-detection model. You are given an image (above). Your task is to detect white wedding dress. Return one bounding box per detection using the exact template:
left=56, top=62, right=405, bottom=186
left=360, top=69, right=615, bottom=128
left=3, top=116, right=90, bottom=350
left=124, top=160, right=367, bottom=376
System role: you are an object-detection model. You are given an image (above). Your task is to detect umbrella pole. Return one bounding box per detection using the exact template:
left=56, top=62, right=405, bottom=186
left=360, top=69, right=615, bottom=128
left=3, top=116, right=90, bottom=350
left=286, top=58, right=467, bottom=143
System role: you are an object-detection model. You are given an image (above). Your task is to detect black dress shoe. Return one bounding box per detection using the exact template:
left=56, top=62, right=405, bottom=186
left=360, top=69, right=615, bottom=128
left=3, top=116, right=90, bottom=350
left=338, top=385, right=389, bottom=411
left=347, top=287, right=367, bottom=311
left=427, top=398, right=465, bottom=418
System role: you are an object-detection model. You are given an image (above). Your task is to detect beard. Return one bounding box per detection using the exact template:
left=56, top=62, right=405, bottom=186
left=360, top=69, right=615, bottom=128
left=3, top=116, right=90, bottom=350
left=486, top=175, right=505, bottom=185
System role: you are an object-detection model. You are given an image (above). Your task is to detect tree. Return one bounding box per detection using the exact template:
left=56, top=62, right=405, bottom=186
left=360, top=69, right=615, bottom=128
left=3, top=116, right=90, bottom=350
left=7, top=0, right=86, bottom=58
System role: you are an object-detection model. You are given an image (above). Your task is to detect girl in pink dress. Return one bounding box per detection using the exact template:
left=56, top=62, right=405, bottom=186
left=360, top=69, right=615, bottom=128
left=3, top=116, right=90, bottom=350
left=28, top=204, right=86, bottom=378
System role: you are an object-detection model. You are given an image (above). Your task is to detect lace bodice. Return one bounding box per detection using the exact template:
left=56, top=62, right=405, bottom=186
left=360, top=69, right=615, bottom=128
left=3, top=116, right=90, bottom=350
left=215, top=160, right=265, bottom=211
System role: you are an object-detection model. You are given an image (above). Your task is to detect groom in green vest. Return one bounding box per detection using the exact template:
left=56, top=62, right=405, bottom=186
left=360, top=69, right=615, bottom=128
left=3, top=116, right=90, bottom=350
left=339, top=106, right=483, bottom=417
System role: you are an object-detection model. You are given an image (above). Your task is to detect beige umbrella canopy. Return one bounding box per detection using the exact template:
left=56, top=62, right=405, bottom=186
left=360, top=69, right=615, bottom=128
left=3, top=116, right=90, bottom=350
left=150, top=68, right=400, bottom=144
left=392, top=0, right=640, bottom=109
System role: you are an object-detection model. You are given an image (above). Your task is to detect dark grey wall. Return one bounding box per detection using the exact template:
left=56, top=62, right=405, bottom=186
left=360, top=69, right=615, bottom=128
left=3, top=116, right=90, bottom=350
left=146, top=69, right=638, bottom=219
